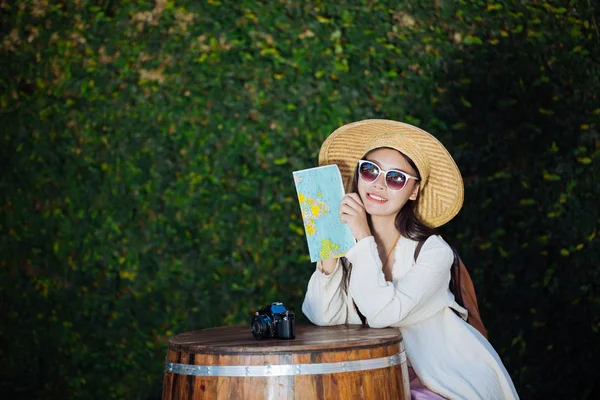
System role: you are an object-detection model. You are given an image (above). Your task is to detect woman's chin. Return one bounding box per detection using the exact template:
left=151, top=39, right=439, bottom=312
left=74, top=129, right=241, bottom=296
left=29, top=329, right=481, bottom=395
left=365, top=203, right=388, bottom=215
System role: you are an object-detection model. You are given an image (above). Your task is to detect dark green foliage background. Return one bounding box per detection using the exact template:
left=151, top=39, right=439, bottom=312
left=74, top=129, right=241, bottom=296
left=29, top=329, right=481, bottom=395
left=1, top=0, right=598, bottom=398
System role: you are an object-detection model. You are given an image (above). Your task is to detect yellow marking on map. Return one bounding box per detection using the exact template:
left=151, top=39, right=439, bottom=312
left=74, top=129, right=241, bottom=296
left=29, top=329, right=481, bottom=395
left=298, top=193, right=330, bottom=236
left=319, top=238, right=342, bottom=260
left=306, top=221, right=316, bottom=236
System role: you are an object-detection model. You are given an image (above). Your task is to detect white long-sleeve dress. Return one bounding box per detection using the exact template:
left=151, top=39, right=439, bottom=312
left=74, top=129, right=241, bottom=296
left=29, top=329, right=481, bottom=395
left=302, top=235, right=519, bottom=400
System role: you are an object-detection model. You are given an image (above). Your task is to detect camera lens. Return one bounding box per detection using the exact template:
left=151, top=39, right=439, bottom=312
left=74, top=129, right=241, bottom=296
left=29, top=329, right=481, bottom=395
left=251, top=315, right=270, bottom=339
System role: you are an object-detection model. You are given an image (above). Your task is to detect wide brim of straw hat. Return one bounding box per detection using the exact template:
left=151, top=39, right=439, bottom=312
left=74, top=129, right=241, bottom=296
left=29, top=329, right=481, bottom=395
left=318, top=119, right=464, bottom=228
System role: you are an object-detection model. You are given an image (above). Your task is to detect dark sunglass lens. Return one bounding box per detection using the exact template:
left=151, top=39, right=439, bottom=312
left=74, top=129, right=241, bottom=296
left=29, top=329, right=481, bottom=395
left=359, top=162, right=379, bottom=182
left=386, top=171, right=407, bottom=190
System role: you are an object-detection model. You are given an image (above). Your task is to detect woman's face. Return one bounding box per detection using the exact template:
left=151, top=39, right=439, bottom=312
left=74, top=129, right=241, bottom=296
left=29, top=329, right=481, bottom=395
left=357, top=148, right=420, bottom=218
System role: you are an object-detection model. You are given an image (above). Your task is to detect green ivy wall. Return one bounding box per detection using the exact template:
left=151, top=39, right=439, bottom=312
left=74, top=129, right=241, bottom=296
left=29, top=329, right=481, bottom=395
left=1, top=1, right=598, bottom=398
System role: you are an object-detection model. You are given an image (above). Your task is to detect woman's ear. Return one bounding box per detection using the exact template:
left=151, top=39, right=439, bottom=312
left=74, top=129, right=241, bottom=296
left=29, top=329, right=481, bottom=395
left=409, top=183, right=420, bottom=201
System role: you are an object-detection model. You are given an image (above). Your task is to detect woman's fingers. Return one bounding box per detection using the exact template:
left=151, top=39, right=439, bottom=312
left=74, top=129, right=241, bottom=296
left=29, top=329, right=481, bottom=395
left=345, top=193, right=365, bottom=208
left=340, top=193, right=365, bottom=213
left=340, top=192, right=371, bottom=241
left=340, top=213, right=349, bottom=224
left=339, top=203, right=358, bottom=216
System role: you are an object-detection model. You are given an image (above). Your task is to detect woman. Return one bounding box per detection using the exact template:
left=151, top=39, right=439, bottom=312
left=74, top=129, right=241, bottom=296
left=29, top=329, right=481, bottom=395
left=302, top=120, right=518, bottom=399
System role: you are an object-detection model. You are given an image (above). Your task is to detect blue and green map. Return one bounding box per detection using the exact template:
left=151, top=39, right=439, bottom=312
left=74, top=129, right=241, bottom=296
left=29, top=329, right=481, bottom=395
left=293, top=165, right=356, bottom=262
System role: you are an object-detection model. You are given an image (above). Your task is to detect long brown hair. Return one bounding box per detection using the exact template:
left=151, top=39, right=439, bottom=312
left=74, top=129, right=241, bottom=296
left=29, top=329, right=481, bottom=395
left=341, top=148, right=437, bottom=295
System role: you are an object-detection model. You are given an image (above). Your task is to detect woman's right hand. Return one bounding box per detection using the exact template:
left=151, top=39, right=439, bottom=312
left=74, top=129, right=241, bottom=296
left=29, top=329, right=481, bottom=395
left=340, top=193, right=371, bottom=241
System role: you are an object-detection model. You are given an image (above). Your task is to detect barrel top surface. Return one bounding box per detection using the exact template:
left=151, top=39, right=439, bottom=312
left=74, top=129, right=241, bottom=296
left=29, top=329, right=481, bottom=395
left=168, top=324, right=402, bottom=354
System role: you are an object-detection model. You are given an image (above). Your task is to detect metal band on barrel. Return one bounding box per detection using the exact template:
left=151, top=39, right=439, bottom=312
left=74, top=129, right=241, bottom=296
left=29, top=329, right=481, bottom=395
left=165, top=352, right=406, bottom=377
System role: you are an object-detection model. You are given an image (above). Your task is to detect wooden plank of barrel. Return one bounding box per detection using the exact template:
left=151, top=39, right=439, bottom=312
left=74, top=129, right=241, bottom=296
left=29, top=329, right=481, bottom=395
left=162, top=324, right=409, bottom=400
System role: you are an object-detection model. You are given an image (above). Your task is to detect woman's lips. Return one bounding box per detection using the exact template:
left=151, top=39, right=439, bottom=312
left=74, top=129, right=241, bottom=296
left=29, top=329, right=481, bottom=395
left=367, top=192, right=388, bottom=203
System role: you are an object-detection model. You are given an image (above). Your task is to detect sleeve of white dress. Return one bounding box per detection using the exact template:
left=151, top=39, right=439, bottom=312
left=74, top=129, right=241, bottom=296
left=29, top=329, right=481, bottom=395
left=347, top=235, right=453, bottom=328
left=301, top=259, right=348, bottom=326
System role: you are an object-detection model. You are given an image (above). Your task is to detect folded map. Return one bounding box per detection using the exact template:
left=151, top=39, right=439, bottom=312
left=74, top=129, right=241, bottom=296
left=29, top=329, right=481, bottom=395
left=293, top=164, right=356, bottom=262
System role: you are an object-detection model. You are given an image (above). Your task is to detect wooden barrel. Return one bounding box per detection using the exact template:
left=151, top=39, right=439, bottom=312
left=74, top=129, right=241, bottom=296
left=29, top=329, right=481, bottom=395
left=162, top=324, right=409, bottom=400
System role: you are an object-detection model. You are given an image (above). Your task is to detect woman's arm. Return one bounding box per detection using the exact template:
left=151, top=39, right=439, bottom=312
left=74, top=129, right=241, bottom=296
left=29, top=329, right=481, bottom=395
left=301, top=258, right=348, bottom=326
left=347, top=235, right=453, bottom=328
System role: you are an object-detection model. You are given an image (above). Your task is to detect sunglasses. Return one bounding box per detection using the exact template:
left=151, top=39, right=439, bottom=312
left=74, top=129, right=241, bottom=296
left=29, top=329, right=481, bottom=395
left=357, top=160, right=419, bottom=191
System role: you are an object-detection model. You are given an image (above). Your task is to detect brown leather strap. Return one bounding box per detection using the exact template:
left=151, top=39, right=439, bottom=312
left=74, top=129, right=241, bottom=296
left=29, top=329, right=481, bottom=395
left=456, top=256, right=488, bottom=338
left=450, top=248, right=464, bottom=307
left=414, top=241, right=425, bottom=261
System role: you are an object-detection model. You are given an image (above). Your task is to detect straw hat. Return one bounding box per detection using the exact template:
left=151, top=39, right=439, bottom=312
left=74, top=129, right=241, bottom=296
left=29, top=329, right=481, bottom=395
left=318, top=119, right=464, bottom=228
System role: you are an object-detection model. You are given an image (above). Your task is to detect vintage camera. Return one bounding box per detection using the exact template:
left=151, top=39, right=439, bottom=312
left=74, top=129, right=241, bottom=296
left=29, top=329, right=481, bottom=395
left=251, top=302, right=295, bottom=340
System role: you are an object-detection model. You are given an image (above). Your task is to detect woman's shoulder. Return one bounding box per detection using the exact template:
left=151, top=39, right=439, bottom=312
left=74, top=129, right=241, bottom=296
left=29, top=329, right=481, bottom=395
left=424, top=234, right=451, bottom=249
left=403, top=234, right=450, bottom=249
left=414, top=235, right=453, bottom=263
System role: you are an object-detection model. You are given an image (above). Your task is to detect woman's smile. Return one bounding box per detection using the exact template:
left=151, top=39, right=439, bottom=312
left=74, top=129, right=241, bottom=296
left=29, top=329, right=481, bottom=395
left=366, top=192, right=388, bottom=203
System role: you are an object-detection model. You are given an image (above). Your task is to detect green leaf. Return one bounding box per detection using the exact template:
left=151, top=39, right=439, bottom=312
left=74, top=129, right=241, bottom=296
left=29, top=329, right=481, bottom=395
left=464, top=35, right=483, bottom=45
left=486, top=4, right=503, bottom=11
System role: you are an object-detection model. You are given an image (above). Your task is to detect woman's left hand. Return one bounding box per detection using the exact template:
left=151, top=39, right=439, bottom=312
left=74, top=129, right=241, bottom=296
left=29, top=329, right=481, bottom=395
left=340, top=193, right=371, bottom=241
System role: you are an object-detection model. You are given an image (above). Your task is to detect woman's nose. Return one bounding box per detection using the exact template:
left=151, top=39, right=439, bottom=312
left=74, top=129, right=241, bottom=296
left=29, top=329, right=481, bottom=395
left=373, top=172, right=386, bottom=189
